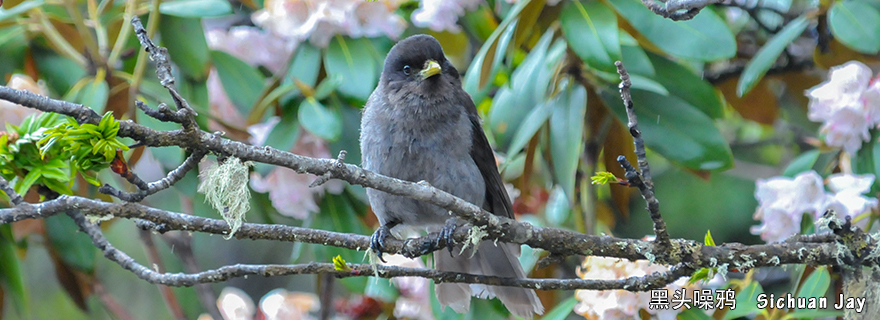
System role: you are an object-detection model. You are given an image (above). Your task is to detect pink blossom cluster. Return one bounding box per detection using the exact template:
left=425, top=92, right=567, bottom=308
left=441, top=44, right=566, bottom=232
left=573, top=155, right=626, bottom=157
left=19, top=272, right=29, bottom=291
left=0, top=75, right=46, bottom=126
left=252, top=0, right=408, bottom=47
left=574, top=256, right=697, bottom=320
left=806, top=61, right=880, bottom=154
left=751, top=171, right=877, bottom=243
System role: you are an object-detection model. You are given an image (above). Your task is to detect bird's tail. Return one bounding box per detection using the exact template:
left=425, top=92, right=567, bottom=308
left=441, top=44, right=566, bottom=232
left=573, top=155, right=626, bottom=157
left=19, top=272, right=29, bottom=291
left=435, top=241, right=544, bottom=318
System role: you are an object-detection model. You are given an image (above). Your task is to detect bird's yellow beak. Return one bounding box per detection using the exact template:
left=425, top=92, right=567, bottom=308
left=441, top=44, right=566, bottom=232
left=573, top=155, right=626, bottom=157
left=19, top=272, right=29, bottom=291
left=418, top=60, right=442, bottom=80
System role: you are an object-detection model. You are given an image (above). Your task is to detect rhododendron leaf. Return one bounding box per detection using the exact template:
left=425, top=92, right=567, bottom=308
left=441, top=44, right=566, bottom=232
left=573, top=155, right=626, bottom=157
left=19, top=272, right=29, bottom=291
left=211, top=50, right=264, bottom=114
left=608, top=0, right=735, bottom=61
left=783, top=150, right=820, bottom=177
left=828, top=1, right=880, bottom=54
left=601, top=88, right=734, bottom=171
left=161, top=16, right=210, bottom=80
left=561, top=0, right=620, bottom=72
left=737, top=16, right=809, bottom=97
left=324, top=37, right=377, bottom=101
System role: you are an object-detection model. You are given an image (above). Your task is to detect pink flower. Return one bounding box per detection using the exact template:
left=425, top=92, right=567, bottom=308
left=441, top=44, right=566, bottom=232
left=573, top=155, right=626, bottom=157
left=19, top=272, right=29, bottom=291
left=574, top=256, right=696, bottom=320
left=249, top=122, right=344, bottom=219
left=0, top=75, right=46, bottom=126
left=252, top=0, right=406, bottom=47
left=805, top=61, right=880, bottom=154
left=383, top=254, right=433, bottom=320
left=206, top=26, right=296, bottom=75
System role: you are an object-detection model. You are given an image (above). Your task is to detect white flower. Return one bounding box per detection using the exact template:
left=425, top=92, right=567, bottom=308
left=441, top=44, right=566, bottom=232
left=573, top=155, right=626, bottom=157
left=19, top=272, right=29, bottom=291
left=751, top=171, right=828, bottom=242
left=825, top=174, right=877, bottom=228
left=411, top=0, right=482, bottom=32
left=751, top=171, right=879, bottom=242
left=805, top=61, right=880, bottom=154
left=819, top=106, right=871, bottom=155
left=574, top=256, right=696, bottom=320
left=252, top=0, right=406, bottom=47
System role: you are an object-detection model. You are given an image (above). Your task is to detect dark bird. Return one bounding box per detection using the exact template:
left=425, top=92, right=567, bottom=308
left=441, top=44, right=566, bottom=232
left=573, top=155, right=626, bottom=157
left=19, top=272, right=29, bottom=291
left=360, top=34, right=544, bottom=318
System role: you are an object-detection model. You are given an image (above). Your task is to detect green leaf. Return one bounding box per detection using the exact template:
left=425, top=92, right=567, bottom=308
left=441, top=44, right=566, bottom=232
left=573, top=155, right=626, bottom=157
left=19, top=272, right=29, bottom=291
left=504, top=100, right=553, bottom=161
left=364, top=277, right=399, bottom=303
left=545, top=186, right=571, bottom=227
left=679, top=307, right=714, bottom=320
left=784, top=309, right=844, bottom=319
left=783, top=149, right=820, bottom=177
left=0, top=225, right=26, bottom=317
left=737, top=16, right=809, bottom=97
left=71, top=77, right=110, bottom=113
left=0, top=26, right=27, bottom=80
left=463, top=0, right=532, bottom=100
left=160, top=16, right=210, bottom=80
left=828, top=1, right=880, bottom=54
left=647, top=53, right=724, bottom=119
left=607, top=0, right=735, bottom=61
left=704, top=229, right=716, bottom=246
left=620, top=45, right=655, bottom=76
left=45, top=214, right=96, bottom=273
left=550, top=84, right=587, bottom=201
left=628, top=74, right=668, bottom=95
left=688, top=267, right=713, bottom=284
left=314, top=74, right=344, bottom=101
left=723, top=281, right=764, bottom=319
left=15, top=168, right=42, bottom=196
left=489, top=29, right=560, bottom=150
left=32, top=49, right=87, bottom=97
left=853, top=130, right=880, bottom=194
left=323, top=36, right=377, bottom=101
left=560, top=0, right=620, bottom=72
left=283, top=42, right=322, bottom=97
left=796, top=267, right=830, bottom=299
left=298, top=98, right=341, bottom=141
left=211, top=50, right=265, bottom=114
left=0, top=0, right=46, bottom=22
left=540, top=296, right=577, bottom=320
left=601, top=88, right=734, bottom=171
left=159, top=0, right=232, bottom=17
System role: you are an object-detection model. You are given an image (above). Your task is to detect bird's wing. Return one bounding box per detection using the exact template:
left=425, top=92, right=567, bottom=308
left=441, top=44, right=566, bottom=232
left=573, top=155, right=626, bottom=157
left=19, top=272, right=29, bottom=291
left=460, top=93, right=515, bottom=219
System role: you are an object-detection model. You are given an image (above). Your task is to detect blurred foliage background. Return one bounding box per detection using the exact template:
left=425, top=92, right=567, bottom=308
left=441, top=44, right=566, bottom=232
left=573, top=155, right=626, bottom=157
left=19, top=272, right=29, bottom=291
left=1, top=0, right=880, bottom=319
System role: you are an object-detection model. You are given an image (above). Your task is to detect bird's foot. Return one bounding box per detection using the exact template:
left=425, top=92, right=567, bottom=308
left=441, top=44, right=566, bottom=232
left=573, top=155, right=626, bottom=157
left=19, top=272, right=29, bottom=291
left=370, top=221, right=398, bottom=263
left=417, top=218, right=460, bottom=257
left=440, top=218, right=458, bottom=257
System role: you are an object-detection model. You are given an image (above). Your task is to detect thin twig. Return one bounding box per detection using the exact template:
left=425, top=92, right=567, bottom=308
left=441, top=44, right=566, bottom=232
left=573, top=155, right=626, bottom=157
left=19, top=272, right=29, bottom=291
left=615, top=61, right=670, bottom=250
left=100, top=149, right=207, bottom=202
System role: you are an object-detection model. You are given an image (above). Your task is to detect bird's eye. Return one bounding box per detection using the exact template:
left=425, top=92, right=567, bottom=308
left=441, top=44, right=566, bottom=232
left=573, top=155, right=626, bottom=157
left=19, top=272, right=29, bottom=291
left=402, top=65, right=412, bottom=75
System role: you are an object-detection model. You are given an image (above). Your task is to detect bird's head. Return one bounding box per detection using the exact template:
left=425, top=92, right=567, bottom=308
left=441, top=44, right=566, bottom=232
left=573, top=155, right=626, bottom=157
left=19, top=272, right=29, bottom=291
left=379, top=34, right=460, bottom=97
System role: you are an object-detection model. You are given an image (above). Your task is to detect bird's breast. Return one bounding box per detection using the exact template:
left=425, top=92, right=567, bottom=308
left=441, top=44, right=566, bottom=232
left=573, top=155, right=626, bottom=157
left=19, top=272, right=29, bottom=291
left=361, top=104, right=474, bottom=182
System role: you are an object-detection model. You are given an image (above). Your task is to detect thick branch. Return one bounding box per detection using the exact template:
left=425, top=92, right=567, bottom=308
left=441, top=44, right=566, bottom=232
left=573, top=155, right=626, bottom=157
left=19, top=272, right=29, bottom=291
left=67, top=209, right=694, bottom=290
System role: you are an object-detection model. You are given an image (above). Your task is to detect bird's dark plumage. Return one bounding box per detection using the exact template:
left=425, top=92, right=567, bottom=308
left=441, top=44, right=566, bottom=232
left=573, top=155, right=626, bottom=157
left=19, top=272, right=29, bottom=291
left=360, top=34, right=543, bottom=318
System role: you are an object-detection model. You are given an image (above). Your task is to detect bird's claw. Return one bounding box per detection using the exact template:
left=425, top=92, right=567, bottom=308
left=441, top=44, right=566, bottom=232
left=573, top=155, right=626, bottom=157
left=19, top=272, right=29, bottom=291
left=439, top=218, right=458, bottom=257
left=370, top=223, right=395, bottom=263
